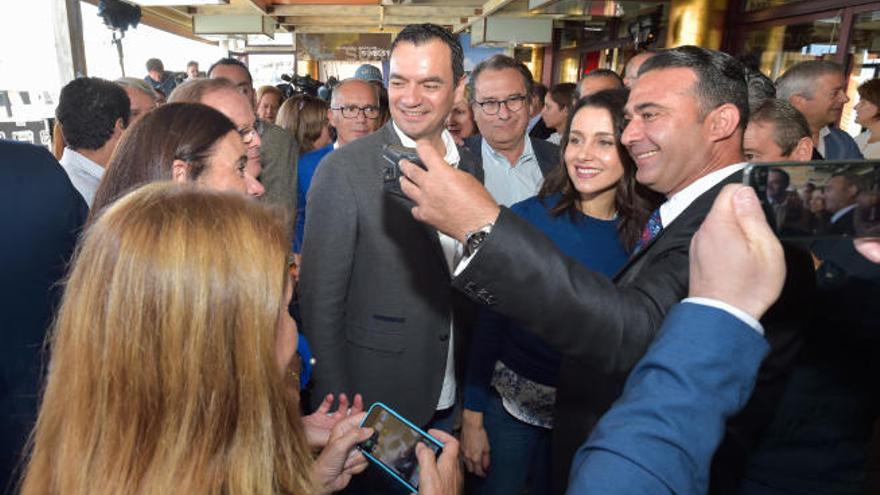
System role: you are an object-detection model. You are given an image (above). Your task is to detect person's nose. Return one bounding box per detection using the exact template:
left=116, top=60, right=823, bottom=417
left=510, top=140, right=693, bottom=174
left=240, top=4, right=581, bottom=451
left=621, top=117, right=641, bottom=146
left=246, top=173, right=265, bottom=197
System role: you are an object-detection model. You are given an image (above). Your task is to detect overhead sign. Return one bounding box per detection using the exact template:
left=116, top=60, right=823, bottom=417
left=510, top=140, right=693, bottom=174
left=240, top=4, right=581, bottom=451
left=295, top=33, right=392, bottom=61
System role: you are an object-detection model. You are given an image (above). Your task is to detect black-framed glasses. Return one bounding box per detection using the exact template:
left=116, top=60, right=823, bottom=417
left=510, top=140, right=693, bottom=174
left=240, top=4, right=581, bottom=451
left=474, top=94, right=527, bottom=115
left=331, top=105, right=381, bottom=120
left=238, top=119, right=264, bottom=144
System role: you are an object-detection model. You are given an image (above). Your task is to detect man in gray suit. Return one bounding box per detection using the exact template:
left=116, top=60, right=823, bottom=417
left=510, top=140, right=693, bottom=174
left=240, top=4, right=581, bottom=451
left=209, top=58, right=299, bottom=239
left=299, top=23, right=482, bottom=431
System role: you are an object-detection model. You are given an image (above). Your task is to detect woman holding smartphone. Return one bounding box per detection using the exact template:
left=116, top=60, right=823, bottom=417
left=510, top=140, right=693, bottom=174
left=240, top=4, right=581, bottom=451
left=461, top=89, right=662, bottom=495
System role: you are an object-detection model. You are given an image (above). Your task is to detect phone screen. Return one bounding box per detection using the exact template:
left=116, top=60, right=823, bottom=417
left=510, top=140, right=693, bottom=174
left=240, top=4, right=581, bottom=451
left=743, top=159, right=879, bottom=239
left=359, top=403, right=442, bottom=491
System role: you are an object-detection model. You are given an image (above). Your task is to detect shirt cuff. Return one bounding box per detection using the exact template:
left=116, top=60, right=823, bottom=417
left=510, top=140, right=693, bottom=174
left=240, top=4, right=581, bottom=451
left=682, top=297, right=764, bottom=335
left=453, top=248, right=478, bottom=276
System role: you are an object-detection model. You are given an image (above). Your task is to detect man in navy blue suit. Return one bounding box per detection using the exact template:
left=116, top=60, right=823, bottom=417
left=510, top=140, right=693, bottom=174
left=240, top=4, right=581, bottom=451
left=0, top=141, right=88, bottom=494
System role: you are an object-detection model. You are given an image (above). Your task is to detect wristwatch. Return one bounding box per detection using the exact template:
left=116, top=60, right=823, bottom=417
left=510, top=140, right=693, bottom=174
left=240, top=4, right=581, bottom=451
left=463, top=223, right=494, bottom=258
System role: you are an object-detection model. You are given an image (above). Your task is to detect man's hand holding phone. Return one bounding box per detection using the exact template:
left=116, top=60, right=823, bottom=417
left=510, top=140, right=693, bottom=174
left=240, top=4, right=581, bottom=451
left=415, top=429, right=462, bottom=495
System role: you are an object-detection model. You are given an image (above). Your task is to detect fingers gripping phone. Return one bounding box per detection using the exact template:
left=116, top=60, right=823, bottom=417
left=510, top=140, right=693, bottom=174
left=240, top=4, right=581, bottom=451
left=743, top=160, right=879, bottom=239
left=358, top=402, right=444, bottom=493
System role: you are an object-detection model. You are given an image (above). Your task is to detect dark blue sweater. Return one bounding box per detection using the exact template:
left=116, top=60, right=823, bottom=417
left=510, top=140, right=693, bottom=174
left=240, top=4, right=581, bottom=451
left=463, top=194, right=629, bottom=412
left=293, top=143, right=334, bottom=253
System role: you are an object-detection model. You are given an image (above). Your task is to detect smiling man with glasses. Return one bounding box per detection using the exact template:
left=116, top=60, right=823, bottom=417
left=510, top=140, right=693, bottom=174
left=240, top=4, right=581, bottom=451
left=464, top=54, right=559, bottom=207
left=328, top=78, right=382, bottom=147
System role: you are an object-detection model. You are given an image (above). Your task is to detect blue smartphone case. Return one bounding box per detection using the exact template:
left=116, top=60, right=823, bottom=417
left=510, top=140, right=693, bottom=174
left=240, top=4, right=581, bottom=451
left=358, top=402, right=444, bottom=493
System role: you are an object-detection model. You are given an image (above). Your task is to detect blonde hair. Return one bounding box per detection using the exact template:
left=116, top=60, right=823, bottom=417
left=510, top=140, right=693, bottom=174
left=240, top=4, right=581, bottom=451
left=257, top=85, right=283, bottom=104
left=276, top=94, right=329, bottom=153
left=21, top=183, right=314, bottom=495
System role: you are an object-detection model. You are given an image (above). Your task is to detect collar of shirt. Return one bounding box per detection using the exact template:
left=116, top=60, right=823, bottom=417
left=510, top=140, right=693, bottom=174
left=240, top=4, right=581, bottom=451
left=817, top=126, right=831, bottom=157
left=60, top=147, right=104, bottom=181
left=658, top=162, right=746, bottom=228
left=482, top=134, right=535, bottom=169
left=527, top=114, right=541, bottom=133
left=831, top=203, right=857, bottom=224
left=392, top=122, right=461, bottom=167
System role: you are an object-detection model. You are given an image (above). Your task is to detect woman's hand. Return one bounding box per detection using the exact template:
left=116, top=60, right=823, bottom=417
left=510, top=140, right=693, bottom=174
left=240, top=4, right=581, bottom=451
left=460, top=409, right=490, bottom=477
left=311, top=412, right=372, bottom=495
left=302, top=393, right=364, bottom=449
left=416, top=430, right=462, bottom=495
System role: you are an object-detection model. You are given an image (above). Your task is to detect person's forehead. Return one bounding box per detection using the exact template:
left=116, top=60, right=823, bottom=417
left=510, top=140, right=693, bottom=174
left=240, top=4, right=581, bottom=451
left=475, top=68, right=526, bottom=93
left=202, top=88, right=253, bottom=125
left=124, top=87, right=152, bottom=106
left=211, top=64, right=250, bottom=86
left=390, top=39, right=452, bottom=73
left=336, top=81, right=377, bottom=104
left=817, top=72, right=845, bottom=89
left=627, top=67, right=698, bottom=106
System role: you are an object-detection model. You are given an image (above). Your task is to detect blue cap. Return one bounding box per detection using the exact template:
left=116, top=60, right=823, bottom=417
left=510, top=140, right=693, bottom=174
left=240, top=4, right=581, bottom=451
left=354, top=64, right=383, bottom=83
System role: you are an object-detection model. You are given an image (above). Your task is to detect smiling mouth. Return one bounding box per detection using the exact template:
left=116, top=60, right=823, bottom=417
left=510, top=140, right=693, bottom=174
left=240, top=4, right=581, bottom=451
left=634, top=149, right=659, bottom=160
left=574, top=166, right=602, bottom=178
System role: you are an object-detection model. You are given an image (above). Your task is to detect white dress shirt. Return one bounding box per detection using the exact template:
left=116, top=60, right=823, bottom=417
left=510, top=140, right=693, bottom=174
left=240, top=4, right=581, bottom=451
left=59, top=147, right=104, bottom=208
left=392, top=123, right=461, bottom=411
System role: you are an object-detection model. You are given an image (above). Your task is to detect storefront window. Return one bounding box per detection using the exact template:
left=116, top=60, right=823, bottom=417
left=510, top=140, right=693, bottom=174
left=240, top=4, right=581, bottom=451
left=842, top=9, right=880, bottom=136
left=741, top=15, right=841, bottom=80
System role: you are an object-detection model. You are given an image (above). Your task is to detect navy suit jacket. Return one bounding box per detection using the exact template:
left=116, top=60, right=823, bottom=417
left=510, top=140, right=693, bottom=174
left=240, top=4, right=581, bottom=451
left=0, top=141, right=87, bottom=493
left=567, top=302, right=770, bottom=495
left=464, top=134, right=560, bottom=178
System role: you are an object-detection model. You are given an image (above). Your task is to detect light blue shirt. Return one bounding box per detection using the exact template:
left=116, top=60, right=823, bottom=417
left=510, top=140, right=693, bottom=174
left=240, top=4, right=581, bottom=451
left=481, top=137, right=543, bottom=207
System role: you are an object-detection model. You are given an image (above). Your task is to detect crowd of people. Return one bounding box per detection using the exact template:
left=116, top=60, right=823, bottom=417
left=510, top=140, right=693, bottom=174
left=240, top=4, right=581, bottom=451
left=1, top=21, right=879, bottom=495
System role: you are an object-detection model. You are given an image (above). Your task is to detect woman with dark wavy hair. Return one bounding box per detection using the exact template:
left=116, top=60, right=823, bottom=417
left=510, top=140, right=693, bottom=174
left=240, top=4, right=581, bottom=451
left=462, top=89, right=662, bottom=495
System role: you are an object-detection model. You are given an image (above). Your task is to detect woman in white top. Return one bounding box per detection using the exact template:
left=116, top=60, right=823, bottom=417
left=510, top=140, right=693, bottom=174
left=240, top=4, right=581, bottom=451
left=854, top=79, right=880, bottom=159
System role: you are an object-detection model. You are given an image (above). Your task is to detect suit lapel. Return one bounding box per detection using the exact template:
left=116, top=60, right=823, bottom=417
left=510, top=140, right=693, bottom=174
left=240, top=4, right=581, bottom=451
left=614, top=170, right=744, bottom=280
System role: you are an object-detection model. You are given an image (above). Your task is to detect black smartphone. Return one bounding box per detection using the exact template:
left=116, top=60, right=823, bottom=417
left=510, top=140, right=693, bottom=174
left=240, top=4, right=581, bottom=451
left=358, top=402, right=444, bottom=493
left=742, top=159, right=879, bottom=239
left=381, top=144, right=426, bottom=183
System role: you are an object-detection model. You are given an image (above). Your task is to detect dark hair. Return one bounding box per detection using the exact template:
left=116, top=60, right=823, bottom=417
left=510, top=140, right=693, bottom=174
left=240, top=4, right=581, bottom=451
left=538, top=89, right=663, bottom=251
left=769, top=168, right=791, bottom=188
left=640, top=46, right=749, bottom=131
left=391, top=24, right=464, bottom=84
left=55, top=77, right=131, bottom=150
left=146, top=58, right=164, bottom=73
left=531, top=83, right=548, bottom=102
left=582, top=69, right=623, bottom=85
left=467, top=54, right=534, bottom=103
left=858, top=79, right=880, bottom=122
left=187, top=60, right=198, bottom=69
left=208, top=57, right=253, bottom=84
left=548, top=82, right=577, bottom=110
left=91, top=103, right=236, bottom=216
left=750, top=99, right=810, bottom=156
left=744, top=66, right=776, bottom=112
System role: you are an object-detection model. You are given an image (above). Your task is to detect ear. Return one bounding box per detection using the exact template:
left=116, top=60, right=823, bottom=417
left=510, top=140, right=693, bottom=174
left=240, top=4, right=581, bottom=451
left=790, top=136, right=814, bottom=161
left=115, top=117, right=126, bottom=133
left=706, top=103, right=741, bottom=142
left=789, top=95, right=808, bottom=113
left=171, top=159, right=189, bottom=182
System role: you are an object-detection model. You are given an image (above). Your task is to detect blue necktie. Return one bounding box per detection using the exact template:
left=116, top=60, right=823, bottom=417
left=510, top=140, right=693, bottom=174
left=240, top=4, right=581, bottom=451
left=634, top=208, right=662, bottom=254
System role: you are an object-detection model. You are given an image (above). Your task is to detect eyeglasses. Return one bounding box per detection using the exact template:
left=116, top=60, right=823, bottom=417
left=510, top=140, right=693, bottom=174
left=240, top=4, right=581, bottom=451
left=238, top=119, right=264, bottom=144
left=474, top=95, right=527, bottom=115
left=331, top=105, right=381, bottom=120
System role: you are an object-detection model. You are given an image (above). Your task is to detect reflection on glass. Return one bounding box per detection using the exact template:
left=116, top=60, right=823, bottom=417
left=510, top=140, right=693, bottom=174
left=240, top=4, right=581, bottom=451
left=742, top=16, right=840, bottom=80
left=744, top=0, right=802, bottom=12
left=843, top=10, right=880, bottom=137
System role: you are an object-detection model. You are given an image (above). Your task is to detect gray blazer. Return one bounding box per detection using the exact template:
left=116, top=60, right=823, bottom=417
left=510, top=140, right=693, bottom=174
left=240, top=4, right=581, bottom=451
left=299, top=123, right=483, bottom=426
left=259, top=121, right=299, bottom=241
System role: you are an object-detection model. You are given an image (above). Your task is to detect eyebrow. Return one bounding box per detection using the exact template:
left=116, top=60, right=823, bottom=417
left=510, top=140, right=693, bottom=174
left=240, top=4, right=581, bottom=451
left=625, top=102, right=664, bottom=117
left=388, top=73, right=445, bottom=85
